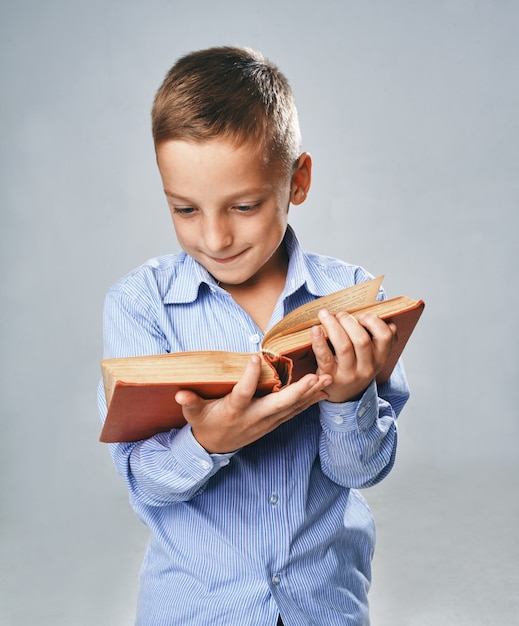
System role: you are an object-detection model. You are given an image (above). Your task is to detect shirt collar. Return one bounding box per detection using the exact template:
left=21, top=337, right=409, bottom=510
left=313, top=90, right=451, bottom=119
left=163, top=252, right=218, bottom=304
left=283, top=226, right=344, bottom=299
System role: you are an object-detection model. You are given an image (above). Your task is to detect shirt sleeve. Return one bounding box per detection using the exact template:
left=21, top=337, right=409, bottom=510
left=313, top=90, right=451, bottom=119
left=318, top=359, right=409, bottom=488
left=98, top=282, right=237, bottom=506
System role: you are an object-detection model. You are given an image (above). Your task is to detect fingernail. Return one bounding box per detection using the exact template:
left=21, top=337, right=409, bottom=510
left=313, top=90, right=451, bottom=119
left=311, top=325, right=322, bottom=337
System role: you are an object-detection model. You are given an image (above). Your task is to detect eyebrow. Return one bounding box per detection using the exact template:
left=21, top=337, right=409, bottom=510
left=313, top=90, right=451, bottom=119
left=163, top=186, right=271, bottom=203
left=163, top=190, right=193, bottom=202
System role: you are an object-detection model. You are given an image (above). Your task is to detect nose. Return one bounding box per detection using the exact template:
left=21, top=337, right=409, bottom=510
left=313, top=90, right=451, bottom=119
left=202, top=214, right=233, bottom=253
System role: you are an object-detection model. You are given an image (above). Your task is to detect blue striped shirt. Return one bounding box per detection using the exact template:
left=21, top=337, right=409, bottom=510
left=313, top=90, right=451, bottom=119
left=98, top=227, right=409, bottom=625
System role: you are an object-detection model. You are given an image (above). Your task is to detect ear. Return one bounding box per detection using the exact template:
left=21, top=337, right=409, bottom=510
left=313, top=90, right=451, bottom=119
left=290, top=152, right=312, bottom=205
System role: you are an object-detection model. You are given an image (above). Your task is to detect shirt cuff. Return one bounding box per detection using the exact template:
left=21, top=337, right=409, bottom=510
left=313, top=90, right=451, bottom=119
left=319, top=380, right=378, bottom=432
left=171, top=424, right=236, bottom=478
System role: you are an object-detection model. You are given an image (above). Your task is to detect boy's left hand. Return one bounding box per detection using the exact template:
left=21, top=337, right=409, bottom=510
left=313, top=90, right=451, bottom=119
left=310, top=309, right=396, bottom=403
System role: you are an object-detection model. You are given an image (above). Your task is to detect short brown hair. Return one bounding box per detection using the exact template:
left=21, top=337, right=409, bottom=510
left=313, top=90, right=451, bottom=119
left=151, top=46, right=301, bottom=172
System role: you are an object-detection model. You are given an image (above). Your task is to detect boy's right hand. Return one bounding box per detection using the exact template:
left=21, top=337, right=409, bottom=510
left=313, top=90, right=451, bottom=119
left=175, top=355, right=332, bottom=454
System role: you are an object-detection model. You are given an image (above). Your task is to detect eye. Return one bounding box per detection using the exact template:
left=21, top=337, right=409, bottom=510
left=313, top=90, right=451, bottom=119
left=234, top=203, right=259, bottom=213
left=173, top=207, right=197, bottom=215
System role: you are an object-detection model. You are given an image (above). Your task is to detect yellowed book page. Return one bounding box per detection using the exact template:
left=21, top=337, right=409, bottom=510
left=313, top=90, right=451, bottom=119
left=264, top=295, right=417, bottom=356
left=102, top=351, right=265, bottom=381
left=347, top=295, right=417, bottom=318
left=263, top=276, right=383, bottom=346
left=101, top=351, right=256, bottom=405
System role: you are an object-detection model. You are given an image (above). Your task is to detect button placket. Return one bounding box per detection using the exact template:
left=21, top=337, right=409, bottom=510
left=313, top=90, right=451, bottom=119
left=213, top=290, right=264, bottom=351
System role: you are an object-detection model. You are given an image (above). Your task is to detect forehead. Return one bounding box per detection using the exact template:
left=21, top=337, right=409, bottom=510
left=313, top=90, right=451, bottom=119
left=156, top=138, right=291, bottom=190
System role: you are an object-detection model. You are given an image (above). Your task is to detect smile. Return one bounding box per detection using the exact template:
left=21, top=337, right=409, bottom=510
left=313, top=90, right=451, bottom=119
left=208, top=252, right=246, bottom=264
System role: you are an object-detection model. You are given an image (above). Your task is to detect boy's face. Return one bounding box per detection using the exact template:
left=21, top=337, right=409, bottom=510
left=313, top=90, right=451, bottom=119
left=156, top=138, right=310, bottom=291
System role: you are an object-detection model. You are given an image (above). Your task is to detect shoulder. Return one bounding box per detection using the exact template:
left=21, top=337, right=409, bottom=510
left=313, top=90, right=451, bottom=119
left=106, top=251, right=187, bottom=305
left=301, top=249, right=375, bottom=290
left=285, top=227, right=376, bottom=294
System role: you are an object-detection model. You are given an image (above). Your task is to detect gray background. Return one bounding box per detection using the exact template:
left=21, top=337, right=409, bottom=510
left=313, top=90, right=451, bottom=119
left=1, top=1, right=518, bottom=625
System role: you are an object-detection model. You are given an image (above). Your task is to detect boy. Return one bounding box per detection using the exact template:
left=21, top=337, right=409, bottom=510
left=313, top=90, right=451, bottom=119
left=98, top=46, right=410, bottom=625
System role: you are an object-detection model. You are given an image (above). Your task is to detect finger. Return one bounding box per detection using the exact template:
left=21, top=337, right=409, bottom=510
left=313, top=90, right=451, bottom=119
left=175, top=389, right=207, bottom=422
left=357, top=314, right=396, bottom=362
left=294, top=373, right=333, bottom=401
left=318, top=309, right=359, bottom=364
left=228, top=354, right=263, bottom=409
left=258, top=372, right=331, bottom=419
left=310, top=324, right=337, bottom=374
left=176, top=389, right=203, bottom=407
left=331, top=311, right=382, bottom=377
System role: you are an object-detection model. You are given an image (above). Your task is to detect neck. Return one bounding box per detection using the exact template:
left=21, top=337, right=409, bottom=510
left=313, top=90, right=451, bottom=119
left=219, top=246, right=288, bottom=331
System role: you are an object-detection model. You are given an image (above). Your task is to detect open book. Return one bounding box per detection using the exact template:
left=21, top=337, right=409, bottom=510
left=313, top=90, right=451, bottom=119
left=100, top=276, right=424, bottom=443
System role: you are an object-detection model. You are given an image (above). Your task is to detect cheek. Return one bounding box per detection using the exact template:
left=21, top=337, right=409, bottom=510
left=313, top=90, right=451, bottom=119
left=170, top=220, right=194, bottom=249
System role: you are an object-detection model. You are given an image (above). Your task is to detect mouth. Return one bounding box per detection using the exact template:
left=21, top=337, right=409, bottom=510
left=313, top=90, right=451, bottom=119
left=207, top=251, right=246, bottom=265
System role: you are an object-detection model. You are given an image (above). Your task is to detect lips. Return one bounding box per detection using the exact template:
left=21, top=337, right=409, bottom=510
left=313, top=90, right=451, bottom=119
left=208, top=251, right=246, bottom=264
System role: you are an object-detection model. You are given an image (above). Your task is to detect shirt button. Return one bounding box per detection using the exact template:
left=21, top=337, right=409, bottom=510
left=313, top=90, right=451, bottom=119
left=249, top=333, right=261, bottom=344
left=358, top=406, right=366, bottom=417
left=272, top=574, right=281, bottom=585
left=269, top=493, right=279, bottom=505
left=333, top=415, right=344, bottom=425
left=196, top=458, right=211, bottom=470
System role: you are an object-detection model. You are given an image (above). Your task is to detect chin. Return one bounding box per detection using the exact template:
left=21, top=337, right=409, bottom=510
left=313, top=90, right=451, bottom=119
left=218, top=275, right=250, bottom=287
left=217, top=270, right=258, bottom=287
